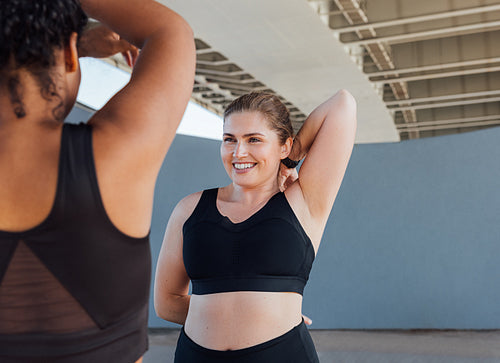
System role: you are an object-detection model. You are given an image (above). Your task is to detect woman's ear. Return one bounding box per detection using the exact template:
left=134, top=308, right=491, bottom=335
left=281, top=137, right=293, bottom=158
left=64, top=32, right=79, bottom=73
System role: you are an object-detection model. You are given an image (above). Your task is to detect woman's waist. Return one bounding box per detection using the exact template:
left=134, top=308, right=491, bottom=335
left=0, top=304, right=148, bottom=358
left=184, top=291, right=302, bottom=350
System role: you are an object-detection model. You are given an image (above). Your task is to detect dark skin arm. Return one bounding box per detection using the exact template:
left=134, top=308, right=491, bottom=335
left=76, top=0, right=196, bottom=238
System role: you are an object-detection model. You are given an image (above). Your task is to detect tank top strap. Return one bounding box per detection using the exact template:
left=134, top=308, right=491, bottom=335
left=53, top=123, right=100, bottom=218
left=183, top=188, right=220, bottom=233
left=200, top=188, right=220, bottom=218
left=202, top=188, right=218, bottom=205
left=59, top=122, right=93, bottom=187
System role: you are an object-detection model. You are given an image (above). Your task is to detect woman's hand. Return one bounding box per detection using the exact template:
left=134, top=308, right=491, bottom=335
left=302, top=314, right=312, bottom=326
left=278, top=163, right=298, bottom=192
left=78, top=25, right=139, bottom=67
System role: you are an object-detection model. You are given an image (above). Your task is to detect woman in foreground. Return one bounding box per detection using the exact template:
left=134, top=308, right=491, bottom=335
left=0, top=0, right=194, bottom=361
left=155, top=91, right=356, bottom=362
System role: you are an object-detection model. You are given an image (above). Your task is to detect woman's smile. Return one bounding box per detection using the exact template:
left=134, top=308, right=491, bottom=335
left=233, top=162, right=257, bottom=172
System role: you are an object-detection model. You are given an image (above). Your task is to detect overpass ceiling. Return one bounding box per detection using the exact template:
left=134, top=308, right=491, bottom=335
left=153, top=0, right=500, bottom=142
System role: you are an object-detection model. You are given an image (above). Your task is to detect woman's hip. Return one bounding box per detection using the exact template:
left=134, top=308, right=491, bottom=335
left=174, top=319, right=318, bottom=363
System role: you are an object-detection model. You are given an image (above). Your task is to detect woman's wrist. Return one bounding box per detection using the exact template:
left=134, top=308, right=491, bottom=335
left=282, top=137, right=304, bottom=169
left=288, top=136, right=305, bottom=162
left=77, top=21, right=99, bottom=58
left=281, top=157, right=300, bottom=169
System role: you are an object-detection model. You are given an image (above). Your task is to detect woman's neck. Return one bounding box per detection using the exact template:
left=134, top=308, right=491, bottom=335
left=0, top=67, right=69, bottom=128
left=226, top=181, right=280, bottom=205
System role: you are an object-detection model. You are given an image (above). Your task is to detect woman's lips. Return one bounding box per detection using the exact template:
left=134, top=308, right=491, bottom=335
left=233, top=162, right=257, bottom=172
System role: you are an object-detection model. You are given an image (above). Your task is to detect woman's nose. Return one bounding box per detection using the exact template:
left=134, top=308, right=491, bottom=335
left=233, top=141, right=247, bottom=157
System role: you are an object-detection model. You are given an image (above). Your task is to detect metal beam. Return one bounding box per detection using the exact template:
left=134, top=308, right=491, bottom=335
left=397, top=114, right=500, bottom=128
left=399, top=120, right=500, bottom=132
left=195, top=48, right=218, bottom=55
left=203, top=78, right=266, bottom=90
left=198, top=95, right=228, bottom=101
left=333, top=4, right=500, bottom=34
left=371, top=65, right=500, bottom=84
left=196, top=74, right=260, bottom=85
left=385, top=90, right=500, bottom=106
left=389, top=96, right=500, bottom=111
left=196, top=69, right=248, bottom=77
left=343, top=20, right=500, bottom=46
left=190, top=96, right=224, bottom=113
left=196, top=60, right=232, bottom=66
left=319, top=10, right=344, bottom=16
left=366, top=57, right=500, bottom=77
left=196, top=81, right=269, bottom=93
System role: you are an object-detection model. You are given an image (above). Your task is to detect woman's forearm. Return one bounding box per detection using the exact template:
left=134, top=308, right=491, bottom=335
left=155, top=294, right=191, bottom=326
left=80, top=0, right=192, bottom=49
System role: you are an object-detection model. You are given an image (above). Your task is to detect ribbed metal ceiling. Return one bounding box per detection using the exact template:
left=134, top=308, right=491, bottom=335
left=191, top=39, right=308, bottom=131
left=308, top=0, right=500, bottom=140
left=105, top=0, right=499, bottom=141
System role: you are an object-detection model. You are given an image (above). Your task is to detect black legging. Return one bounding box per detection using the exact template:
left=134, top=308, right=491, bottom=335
left=174, top=320, right=319, bottom=363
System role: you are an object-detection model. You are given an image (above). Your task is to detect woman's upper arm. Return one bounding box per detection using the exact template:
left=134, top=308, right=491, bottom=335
left=297, top=90, right=357, bottom=223
left=154, top=193, right=201, bottom=308
left=86, top=0, right=196, bottom=170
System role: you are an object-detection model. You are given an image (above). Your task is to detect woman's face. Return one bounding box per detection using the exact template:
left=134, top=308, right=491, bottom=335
left=221, top=111, right=287, bottom=189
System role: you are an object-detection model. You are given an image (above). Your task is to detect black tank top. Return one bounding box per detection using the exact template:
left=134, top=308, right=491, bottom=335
left=0, top=123, right=150, bottom=362
left=183, top=188, right=315, bottom=295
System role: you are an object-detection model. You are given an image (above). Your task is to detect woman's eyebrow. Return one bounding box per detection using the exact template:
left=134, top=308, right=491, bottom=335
left=223, top=132, right=265, bottom=137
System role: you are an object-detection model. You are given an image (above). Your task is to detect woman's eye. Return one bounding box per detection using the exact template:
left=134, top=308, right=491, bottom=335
left=249, top=137, right=261, bottom=143
left=223, top=137, right=235, bottom=142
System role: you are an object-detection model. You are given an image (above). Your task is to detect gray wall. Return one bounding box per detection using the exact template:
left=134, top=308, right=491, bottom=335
left=67, top=107, right=500, bottom=329
left=307, top=127, right=500, bottom=329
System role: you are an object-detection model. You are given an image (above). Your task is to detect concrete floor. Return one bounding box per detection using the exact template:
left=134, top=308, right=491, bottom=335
left=143, top=329, right=500, bottom=362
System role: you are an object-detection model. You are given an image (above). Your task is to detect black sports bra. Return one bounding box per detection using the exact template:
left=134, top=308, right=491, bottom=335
left=182, top=188, right=315, bottom=295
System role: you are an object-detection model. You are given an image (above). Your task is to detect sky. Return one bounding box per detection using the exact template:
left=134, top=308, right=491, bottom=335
left=77, top=57, right=223, bottom=141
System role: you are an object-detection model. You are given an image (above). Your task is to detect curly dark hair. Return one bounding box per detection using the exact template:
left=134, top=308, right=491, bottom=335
left=1, top=0, right=87, bottom=120
left=0, top=0, right=88, bottom=70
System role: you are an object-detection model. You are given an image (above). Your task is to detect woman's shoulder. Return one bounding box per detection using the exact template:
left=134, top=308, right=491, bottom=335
left=170, top=190, right=207, bottom=226
left=177, top=190, right=204, bottom=210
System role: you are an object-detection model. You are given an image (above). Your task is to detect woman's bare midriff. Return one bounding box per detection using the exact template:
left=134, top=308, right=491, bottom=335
left=184, top=291, right=303, bottom=350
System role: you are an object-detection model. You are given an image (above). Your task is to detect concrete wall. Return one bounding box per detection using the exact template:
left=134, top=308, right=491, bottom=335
left=66, top=107, right=500, bottom=329
left=307, top=127, right=500, bottom=329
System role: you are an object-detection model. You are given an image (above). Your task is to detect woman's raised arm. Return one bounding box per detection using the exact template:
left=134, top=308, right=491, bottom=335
left=286, top=90, right=357, bottom=228
left=81, top=0, right=196, bottom=168
left=74, top=0, right=196, bottom=238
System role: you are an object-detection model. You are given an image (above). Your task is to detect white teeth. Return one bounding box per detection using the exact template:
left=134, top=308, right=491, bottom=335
left=234, top=163, right=255, bottom=170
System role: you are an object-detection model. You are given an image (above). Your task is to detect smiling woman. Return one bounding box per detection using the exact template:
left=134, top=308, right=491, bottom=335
left=220, top=93, right=294, bottom=191
left=154, top=90, right=357, bottom=362
left=221, top=111, right=291, bottom=190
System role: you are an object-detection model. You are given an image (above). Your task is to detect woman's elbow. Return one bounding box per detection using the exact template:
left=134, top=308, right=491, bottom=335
left=335, top=89, right=357, bottom=109
left=168, top=12, right=194, bottom=41
left=154, top=292, right=188, bottom=323
left=153, top=297, right=167, bottom=320
left=327, top=89, right=357, bottom=123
